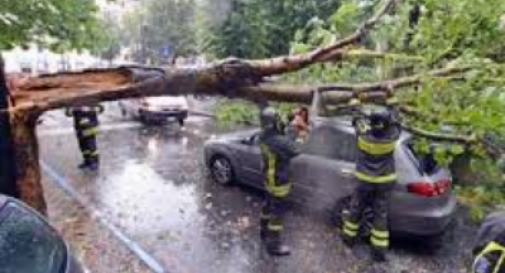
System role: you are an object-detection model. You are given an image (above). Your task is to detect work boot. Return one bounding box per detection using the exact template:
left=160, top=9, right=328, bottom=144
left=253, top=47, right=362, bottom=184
left=78, top=161, right=90, bottom=169
left=87, top=162, right=99, bottom=171
left=266, top=241, right=291, bottom=256
left=342, top=235, right=356, bottom=248
left=264, top=231, right=291, bottom=256
left=371, top=248, right=387, bottom=263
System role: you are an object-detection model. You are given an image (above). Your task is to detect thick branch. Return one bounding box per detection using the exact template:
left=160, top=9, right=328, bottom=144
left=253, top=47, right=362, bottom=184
left=317, top=66, right=471, bottom=93
left=400, top=124, right=476, bottom=143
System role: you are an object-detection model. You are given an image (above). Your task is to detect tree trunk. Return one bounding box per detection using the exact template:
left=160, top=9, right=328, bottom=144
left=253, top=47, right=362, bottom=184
left=10, top=110, right=47, bottom=215
left=0, top=55, right=19, bottom=198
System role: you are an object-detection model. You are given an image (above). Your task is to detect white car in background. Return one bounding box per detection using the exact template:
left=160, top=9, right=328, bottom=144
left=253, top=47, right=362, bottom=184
left=119, top=96, right=189, bottom=126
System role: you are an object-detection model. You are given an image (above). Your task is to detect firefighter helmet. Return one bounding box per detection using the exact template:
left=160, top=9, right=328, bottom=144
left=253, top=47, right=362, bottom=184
left=260, top=107, right=281, bottom=131
left=369, top=109, right=392, bottom=131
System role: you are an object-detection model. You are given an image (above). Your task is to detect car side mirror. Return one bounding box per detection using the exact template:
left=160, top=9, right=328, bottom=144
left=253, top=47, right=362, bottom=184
left=0, top=196, right=76, bottom=273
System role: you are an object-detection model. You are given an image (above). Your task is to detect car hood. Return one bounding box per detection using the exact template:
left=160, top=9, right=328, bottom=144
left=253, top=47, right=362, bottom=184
left=207, top=128, right=259, bottom=143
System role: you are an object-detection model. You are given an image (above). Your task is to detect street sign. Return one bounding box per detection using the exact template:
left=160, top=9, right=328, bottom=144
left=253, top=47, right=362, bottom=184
left=161, top=45, right=172, bottom=58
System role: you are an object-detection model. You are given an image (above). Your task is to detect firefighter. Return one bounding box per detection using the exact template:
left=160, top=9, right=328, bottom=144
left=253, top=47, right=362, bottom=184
left=472, top=211, right=505, bottom=273
left=341, top=105, right=401, bottom=262
left=66, top=104, right=104, bottom=170
left=259, top=107, right=301, bottom=256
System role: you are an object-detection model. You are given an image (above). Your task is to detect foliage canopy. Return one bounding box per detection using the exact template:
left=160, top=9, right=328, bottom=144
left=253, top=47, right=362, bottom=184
left=121, top=0, right=198, bottom=64
left=207, top=0, right=342, bottom=58
left=0, top=0, right=110, bottom=52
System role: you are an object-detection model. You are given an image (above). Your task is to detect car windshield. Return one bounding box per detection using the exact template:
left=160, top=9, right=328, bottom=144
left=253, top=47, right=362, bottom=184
left=0, top=202, right=67, bottom=273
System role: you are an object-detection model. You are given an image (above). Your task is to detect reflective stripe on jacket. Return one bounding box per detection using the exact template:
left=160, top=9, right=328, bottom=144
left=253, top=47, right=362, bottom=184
left=260, top=130, right=300, bottom=198
left=473, top=241, right=505, bottom=273
left=473, top=212, right=505, bottom=273
left=67, top=105, right=102, bottom=136
left=354, top=119, right=400, bottom=183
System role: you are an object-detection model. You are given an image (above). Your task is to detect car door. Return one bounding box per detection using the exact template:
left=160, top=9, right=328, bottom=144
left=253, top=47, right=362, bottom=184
left=290, top=123, right=358, bottom=211
left=234, top=134, right=264, bottom=188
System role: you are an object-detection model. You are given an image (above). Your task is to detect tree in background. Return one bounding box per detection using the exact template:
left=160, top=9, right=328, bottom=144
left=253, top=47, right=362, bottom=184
left=0, top=0, right=105, bottom=52
left=206, top=0, right=342, bottom=58
left=93, top=17, right=123, bottom=64
left=121, top=0, right=198, bottom=65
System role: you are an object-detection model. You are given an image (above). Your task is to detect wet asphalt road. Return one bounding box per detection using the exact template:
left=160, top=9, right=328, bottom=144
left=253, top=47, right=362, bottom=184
left=39, top=101, right=478, bottom=273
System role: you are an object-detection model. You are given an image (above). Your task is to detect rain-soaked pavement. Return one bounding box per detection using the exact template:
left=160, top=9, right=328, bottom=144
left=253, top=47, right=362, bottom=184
left=39, top=100, right=478, bottom=273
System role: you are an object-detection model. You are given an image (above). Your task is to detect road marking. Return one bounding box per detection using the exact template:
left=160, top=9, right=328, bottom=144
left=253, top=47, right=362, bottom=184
left=41, top=161, right=166, bottom=273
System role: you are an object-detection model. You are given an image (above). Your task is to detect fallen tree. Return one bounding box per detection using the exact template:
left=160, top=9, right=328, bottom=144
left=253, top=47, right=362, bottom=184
left=3, top=0, right=505, bottom=214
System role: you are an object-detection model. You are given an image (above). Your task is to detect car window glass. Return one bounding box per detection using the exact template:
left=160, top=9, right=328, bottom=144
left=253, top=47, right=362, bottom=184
left=0, top=202, right=67, bottom=273
left=405, top=140, right=440, bottom=175
left=304, top=126, right=357, bottom=162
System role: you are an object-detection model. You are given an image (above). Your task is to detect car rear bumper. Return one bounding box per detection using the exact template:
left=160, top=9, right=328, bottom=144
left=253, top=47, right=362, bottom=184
left=389, top=191, right=457, bottom=236
left=139, top=108, right=188, bottom=121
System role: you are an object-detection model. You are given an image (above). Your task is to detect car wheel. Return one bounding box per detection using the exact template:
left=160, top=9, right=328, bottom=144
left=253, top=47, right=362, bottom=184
left=139, top=115, right=154, bottom=125
left=210, top=156, right=234, bottom=186
left=329, top=196, right=350, bottom=228
left=330, top=195, right=373, bottom=238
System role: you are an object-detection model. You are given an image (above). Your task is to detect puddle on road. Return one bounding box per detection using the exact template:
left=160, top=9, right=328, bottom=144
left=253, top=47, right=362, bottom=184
left=98, top=161, right=200, bottom=235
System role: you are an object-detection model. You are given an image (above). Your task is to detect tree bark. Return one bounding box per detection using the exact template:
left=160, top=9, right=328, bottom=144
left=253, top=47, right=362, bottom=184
left=10, top=110, right=47, bottom=215
left=0, top=55, right=19, bottom=199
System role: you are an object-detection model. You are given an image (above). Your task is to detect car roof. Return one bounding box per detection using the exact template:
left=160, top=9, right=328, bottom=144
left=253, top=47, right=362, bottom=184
left=315, top=116, right=411, bottom=141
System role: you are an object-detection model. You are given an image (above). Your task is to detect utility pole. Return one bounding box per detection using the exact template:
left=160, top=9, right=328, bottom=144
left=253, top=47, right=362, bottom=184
left=0, top=55, right=19, bottom=198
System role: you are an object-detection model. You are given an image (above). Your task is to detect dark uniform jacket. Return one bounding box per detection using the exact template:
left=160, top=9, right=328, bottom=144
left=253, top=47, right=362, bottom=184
left=473, top=212, right=505, bottom=273
left=353, top=118, right=401, bottom=183
left=66, top=105, right=103, bottom=136
left=259, top=129, right=300, bottom=198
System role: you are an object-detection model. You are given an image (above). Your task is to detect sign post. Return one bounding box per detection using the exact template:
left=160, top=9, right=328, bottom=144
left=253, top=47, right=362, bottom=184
left=161, top=45, right=172, bottom=64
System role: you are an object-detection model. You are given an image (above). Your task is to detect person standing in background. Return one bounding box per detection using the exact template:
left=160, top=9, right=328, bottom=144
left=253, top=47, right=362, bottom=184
left=66, top=104, right=104, bottom=171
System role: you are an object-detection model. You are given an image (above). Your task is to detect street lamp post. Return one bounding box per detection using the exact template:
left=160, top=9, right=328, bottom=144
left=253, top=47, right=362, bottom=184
left=0, top=56, right=19, bottom=198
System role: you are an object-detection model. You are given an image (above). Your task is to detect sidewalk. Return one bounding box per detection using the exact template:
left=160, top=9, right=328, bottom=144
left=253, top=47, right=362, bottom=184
left=43, top=176, right=153, bottom=273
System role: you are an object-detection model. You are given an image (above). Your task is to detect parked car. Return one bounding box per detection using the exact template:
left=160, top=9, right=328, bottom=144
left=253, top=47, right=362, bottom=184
left=119, top=96, right=189, bottom=125
left=0, top=194, right=83, bottom=273
left=203, top=116, right=457, bottom=243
